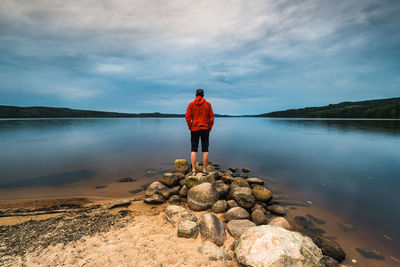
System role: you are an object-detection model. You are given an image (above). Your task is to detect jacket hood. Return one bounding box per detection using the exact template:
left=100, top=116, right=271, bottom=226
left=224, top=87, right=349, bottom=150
left=194, top=96, right=206, bottom=105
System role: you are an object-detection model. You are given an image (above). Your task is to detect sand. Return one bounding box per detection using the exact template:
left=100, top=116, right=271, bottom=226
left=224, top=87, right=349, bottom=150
left=1, top=198, right=238, bottom=267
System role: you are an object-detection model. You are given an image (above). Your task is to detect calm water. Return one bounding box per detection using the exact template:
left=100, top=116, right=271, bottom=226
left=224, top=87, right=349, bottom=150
left=1, top=118, right=400, bottom=243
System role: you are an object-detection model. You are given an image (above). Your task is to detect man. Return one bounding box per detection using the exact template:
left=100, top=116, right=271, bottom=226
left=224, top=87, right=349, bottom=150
left=185, top=88, right=214, bottom=174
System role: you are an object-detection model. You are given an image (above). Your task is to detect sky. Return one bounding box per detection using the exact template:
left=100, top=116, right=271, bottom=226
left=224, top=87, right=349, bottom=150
left=0, top=0, right=399, bottom=115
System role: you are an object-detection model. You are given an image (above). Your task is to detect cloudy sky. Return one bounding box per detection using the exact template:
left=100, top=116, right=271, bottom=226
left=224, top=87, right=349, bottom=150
left=0, top=0, right=399, bottom=115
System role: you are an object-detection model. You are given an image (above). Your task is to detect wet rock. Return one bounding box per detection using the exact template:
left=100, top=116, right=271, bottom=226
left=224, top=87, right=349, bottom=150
left=227, top=200, right=238, bottom=209
left=177, top=219, right=198, bottom=238
left=235, top=225, right=324, bottom=267
left=240, top=173, right=248, bottom=179
left=246, top=177, right=264, bottom=186
left=117, top=177, right=137, bottom=183
left=230, top=177, right=250, bottom=189
left=129, top=188, right=143, bottom=194
left=307, top=214, right=326, bottom=225
left=199, top=213, right=226, bottom=246
left=211, top=200, right=227, bottom=213
left=224, top=207, right=250, bottom=222
left=323, top=256, right=339, bottom=267
left=174, top=173, right=186, bottom=180
left=198, top=241, right=232, bottom=261
left=268, top=217, right=292, bottom=230
left=337, top=222, right=356, bottom=232
left=227, top=219, right=256, bottom=239
left=187, top=183, right=219, bottom=211
left=108, top=200, right=131, bottom=209
left=144, top=193, right=165, bottom=204
left=145, top=181, right=167, bottom=196
left=229, top=187, right=255, bottom=209
left=220, top=169, right=232, bottom=176
left=355, top=248, right=384, bottom=260
left=214, top=180, right=229, bottom=198
left=294, top=215, right=314, bottom=227
left=168, top=195, right=182, bottom=204
left=221, top=175, right=234, bottom=184
left=242, top=167, right=250, bottom=173
left=165, top=205, right=197, bottom=225
left=160, top=173, right=179, bottom=187
left=311, top=235, right=346, bottom=261
left=252, top=185, right=273, bottom=203
left=185, top=174, right=215, bottom=189
left=157, top=188, right=172, bottom=199
left=229, top=167, right=238, bottom=172
left=173, top=159, right=189, bottom=174
left=267, top=205, right=286, bottom=216
left=178, top=185, right=188, bottom=197
left=250, top=209, right=268, bottom=225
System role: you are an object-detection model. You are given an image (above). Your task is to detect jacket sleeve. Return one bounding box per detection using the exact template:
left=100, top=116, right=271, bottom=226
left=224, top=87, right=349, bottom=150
left=185, top=103, right=193, bottom=130
left=208, top=103, right=214, bottom=131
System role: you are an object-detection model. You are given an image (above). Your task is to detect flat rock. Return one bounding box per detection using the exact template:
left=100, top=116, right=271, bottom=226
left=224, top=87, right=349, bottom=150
left=160, top=173, right=179, bottom=187
left=108, top=200, right=131, bottom=209
left=268, top=217, right=292, bottom=230
left=199, top=213, right=226, bottom=246
left=177, top=219, right=198, bottom=238
left=267, top=205, right=286, bottom=216
left=229, top=187, right=255, bottom=209
left=187, top=183, right=219, bottom=211
left=211, top=200, right=227, bottom=213
left=144, top=193, right=165, bottom=204
left=165, top=205, right=197, bottom=225
left=227, top=219, right=256, bottom=239
left=246, top=177, right=264, bottom=185
left=250, top=209, right=267, bottom=225
left=173, top=159, right=189, bottom=174
left=198, top=241, right=232, bottom=261
left=224, top=207, right=250, bottom=222
left=311, top=235, right=346, bottom=261
left=235, top=225, right=324, bottom=267
left=145, top=181, right=167, bottom=196
left=252, top=185, right=273, bottom=203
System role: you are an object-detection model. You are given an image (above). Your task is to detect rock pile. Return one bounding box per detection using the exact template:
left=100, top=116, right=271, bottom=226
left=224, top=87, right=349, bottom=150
left=144, top=159, right=345, bottom=266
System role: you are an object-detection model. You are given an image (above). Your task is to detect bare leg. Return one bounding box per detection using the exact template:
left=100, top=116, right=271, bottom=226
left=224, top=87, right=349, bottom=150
left=202, top=152, right=209, bottom=172
left=191, top=152, right=197, bottom=172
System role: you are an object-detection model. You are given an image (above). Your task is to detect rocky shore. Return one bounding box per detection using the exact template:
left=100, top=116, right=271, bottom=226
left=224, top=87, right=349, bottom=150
left=142, top=159, right=347, bottom=267
left=0, top=159, right=395, bottom=266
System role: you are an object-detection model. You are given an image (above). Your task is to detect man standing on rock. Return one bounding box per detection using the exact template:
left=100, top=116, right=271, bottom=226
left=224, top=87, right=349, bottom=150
left=185, top=88, right=214, bottom=175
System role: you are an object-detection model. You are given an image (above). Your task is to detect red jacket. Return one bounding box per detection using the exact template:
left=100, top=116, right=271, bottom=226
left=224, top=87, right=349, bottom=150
left=185, top=96, right=214, bottom=131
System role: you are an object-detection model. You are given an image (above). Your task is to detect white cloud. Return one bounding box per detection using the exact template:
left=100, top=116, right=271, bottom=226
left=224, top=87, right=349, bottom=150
left=38, top=87, right=100, bottom=99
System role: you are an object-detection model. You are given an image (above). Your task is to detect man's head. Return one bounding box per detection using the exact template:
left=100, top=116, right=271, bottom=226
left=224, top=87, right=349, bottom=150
left=196, top=88, right=204, bottom=97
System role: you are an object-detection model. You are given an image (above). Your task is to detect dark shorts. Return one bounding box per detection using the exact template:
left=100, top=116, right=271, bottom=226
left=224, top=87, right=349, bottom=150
left=191, top=130, right=210, bottom=152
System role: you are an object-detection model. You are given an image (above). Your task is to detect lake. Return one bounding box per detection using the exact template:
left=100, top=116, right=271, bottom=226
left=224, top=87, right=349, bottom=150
left=0, top=117, right=399, bottom=265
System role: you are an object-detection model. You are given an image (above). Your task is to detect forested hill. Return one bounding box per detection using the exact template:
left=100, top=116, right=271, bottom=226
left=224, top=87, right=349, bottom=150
left=0, top=105, right=234, bottom=118
left=0, top=106, right=185, bottom=118
left=256, top=97, right=400, bottom=118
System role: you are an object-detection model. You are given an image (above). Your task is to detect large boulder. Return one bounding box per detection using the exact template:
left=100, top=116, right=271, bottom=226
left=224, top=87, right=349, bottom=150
left=160, top=173, right=179, bottom=187
left=227, top=219, right=256, bottom=239
left=235, top=225, right=324, bottom=267
left=199, top=213, right=226, bottom=246
left=252, top=185, right=273, bottom=203
left=229, top=187, right=255, bottom=209
left=165, top=205, right=197, bottom=225
left=187, top=183, right=219, bottom=211
left=145, top=181, right=167, bottom=196
left=173, top=159, right=189, bottom=174
left=224, top=207, right=250, bottom=222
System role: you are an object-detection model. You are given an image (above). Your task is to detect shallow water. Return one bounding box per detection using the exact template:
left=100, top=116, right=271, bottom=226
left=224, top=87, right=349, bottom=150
left=1, top=117, right=400, bottom=263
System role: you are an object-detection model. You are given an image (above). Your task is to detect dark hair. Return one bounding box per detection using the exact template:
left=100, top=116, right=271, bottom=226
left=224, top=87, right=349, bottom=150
left=196, top=88, right=204, bottom=97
